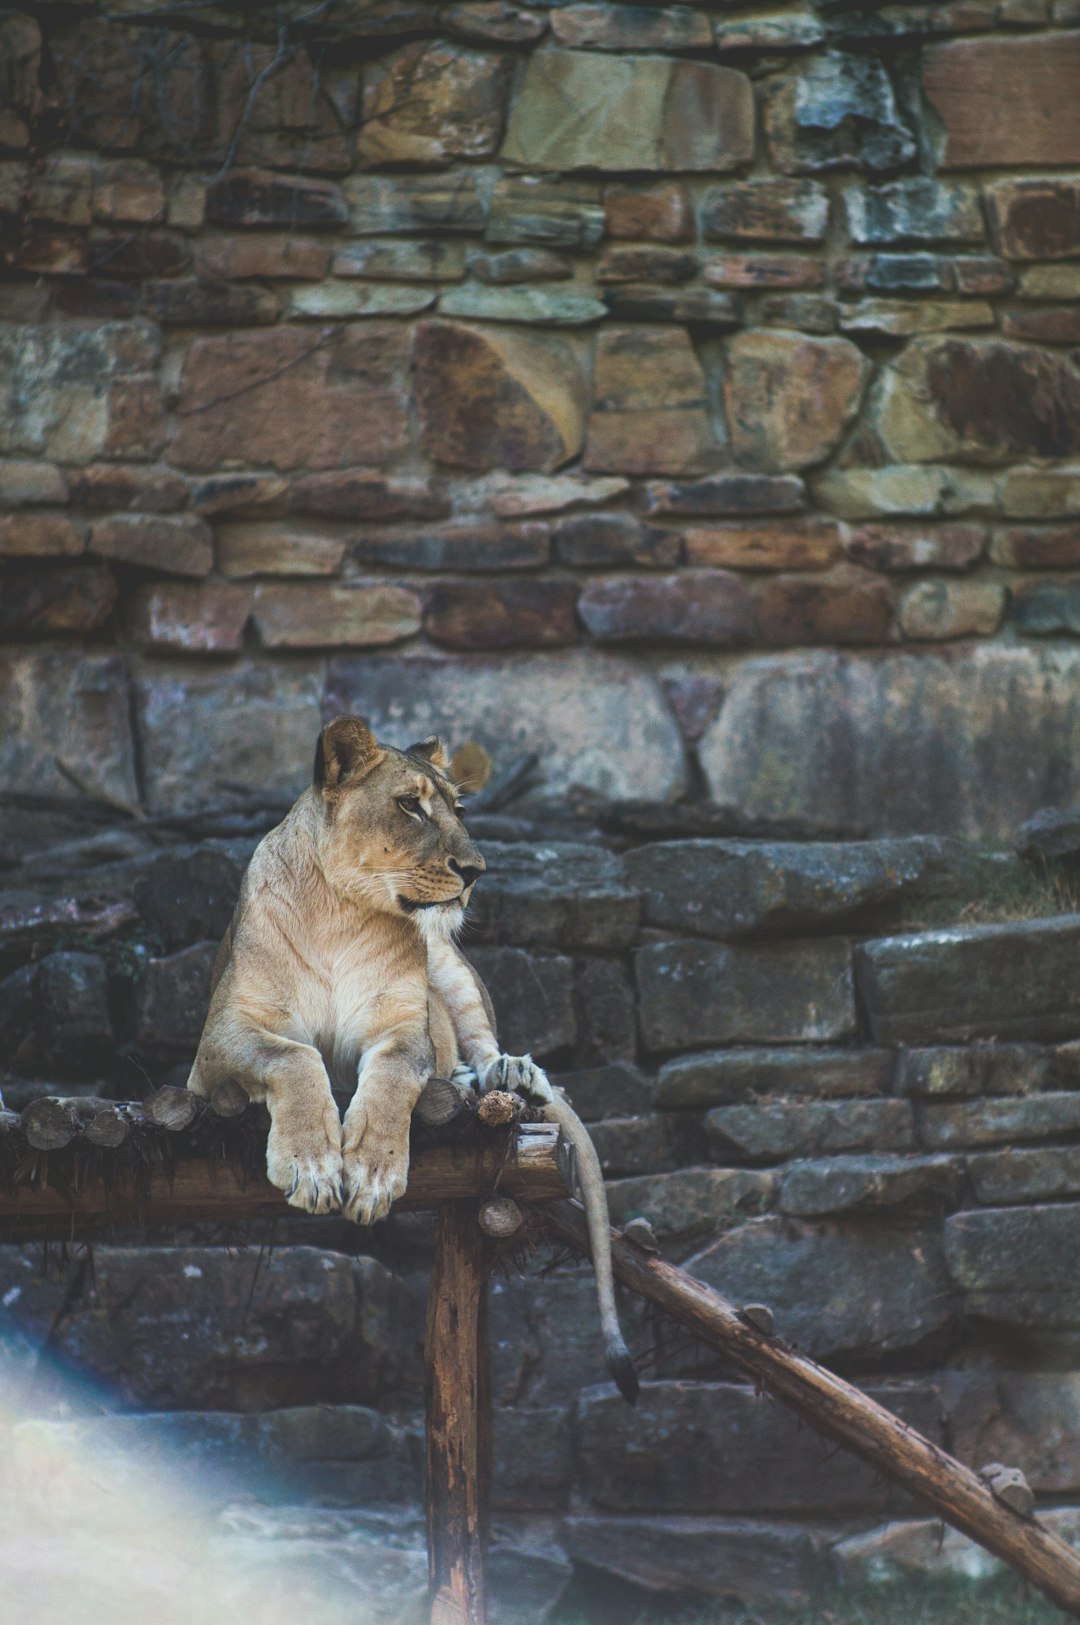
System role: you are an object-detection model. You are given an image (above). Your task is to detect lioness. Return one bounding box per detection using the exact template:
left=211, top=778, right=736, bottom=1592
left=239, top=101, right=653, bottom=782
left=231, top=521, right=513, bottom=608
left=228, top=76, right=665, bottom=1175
left=187, top=716, right=637, bottom=1401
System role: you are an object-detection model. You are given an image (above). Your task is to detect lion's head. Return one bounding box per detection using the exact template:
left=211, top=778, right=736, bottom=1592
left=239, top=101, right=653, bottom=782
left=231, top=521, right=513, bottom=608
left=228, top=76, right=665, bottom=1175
left=312, top=716, right=485, bottom=935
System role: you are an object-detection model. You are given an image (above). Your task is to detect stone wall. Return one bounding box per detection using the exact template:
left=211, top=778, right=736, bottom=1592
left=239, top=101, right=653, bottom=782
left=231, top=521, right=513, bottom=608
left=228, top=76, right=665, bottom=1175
left=4, top=1, right=1080, bottom=837
left=5, top=829, right=1080, bottom=1613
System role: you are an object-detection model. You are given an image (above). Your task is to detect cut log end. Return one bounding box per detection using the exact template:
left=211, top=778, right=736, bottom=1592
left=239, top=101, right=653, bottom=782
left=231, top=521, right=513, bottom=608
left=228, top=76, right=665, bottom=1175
left=144, top=1085, right=200, bottom=1132
left=623, top=1217, right=661, bottom=1255
left=415, top=1075, right=471, bottom=1129
left=478, top=1196, right=524, bottom=1238
left=738, top=1303, right=776, bottom=1337
left=980, top=1464, right=1036, bottom=1518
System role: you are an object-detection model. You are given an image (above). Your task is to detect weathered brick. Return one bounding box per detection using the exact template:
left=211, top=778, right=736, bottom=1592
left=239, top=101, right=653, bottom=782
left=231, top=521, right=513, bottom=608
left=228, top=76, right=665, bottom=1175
left=353, top=522, right=549, bottom=572
left=468, top=247, right=572, bottom=283
left=991, top=525, right=1080, bottom=568
left=333, top=240, right=467, bottom=282
left=290, top=471, right=449, bottom=523
left=924, top=33, right=1080, bottom=166
left=839, top=300, right=996, bottom=338
left=0, top=460, right=67, bottom=508
left=195, top=234, right=331, bottom=281
left=416, top=321, right=587, bottom=474
left=603, top=181, right=694, bottom=243
left=89, top=515, right=213, bottom=577
left=0, top=512, right=83, bottom=558
left=843, top=523, right=985, bottom=572
left=550, top=4, right=711, bottom=49
left=578, top=571, right=754, bottom=646
left=584, top=327, right=718, bottom=477
left=485, top=176, right=605, bottom=250
left=66, top=464, right=189, bottom=513
left=701, top=179, right=829, bottom=244
left=0, top=565, right=116, bottom=638
left=967, top=1146, right=1080, bottom=1205
left=1010, top=578, right=1080, bottom=635
left=765, top=52, right=916, bottom=174
left=845, top=179, right=984, bottom=245
left=502, top=50, right=754, bottom=173
left=703, top=255, right=824, bottom=290
left=359, top=43, right=511, bottom=165
left=172, top=326, right=411, bottom=472
left=723, top=331, right=869, bottom=472
left=127, top=582, right=251, bottom=653
left=600, top=286, right=739, bottom=326
left=1001, top=307, right=1080, bottom=344
left=780, top=1154, right=959, bottom=1218
left=899, top=579, right=1004, bottom=640
left=252, top=583, right=421, bottom=649
left=217, top=523, right=347, bottom=578
left=443, top=1, right=548, bottom=43
left=596, top=246, right=696, bottom=285
left=91, top=158, right=165, bottom=225
left=205, top=169, right=346, bottom=228
left=988, top=178, right=1080, bottom=260
left=345, top=171, right=487, bottom=236
left=424, top=580, right=578, bottom=649
left=554, top=513, right=678, bottom=568
left=685, top=521, right=840, bottom=572
left=644, top=474, right=805, bottom=518
left=758, top=566, right=894, bottom=646
left=144, top=280, right=281, bottom=326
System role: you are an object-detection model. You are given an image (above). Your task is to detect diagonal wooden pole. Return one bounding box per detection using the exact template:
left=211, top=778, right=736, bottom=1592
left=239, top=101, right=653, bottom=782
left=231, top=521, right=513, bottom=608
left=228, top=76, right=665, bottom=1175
left=543, top=1197, right=1080, bottom=1621
left=425, top=1202, right=494, bottom=1625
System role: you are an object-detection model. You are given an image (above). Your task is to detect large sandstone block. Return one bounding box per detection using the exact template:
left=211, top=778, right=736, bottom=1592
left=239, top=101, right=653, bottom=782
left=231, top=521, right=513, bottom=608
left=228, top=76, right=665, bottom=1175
left=0, top=1246, right=423, bottom=1409
left=578, top=571, right=754, bottom=646
left=779, top=1154, right=959, bottom=1218
left=857, top=918, right=1080, bottom=1044
left=923, top=33, right=1080, bottom=167
left=0, top=321, right=160, bottom=464
left=708, top=1098, right=915, bottom=1161
left=0, top=650, right=137, bottom=807
left=134, top=658, right=323, bottom=812
left=324, top=649, right=686, bottom=802
left=459, top=946, right=574, bottom=1056
left=585, top=326, right=719, bottom=475
left=577, top=1379, right=943, bottom=1513
left=562, top=1515, right=828, bottom=1604
left=686, top=1216, right=957, bottom=1359
left=624, top=836, right=982, bottom=940
left=942, top=1369, right=1080, bottom=1494
left=171, top=326, right=411, bottom=471
left=415, top=321, right=587, bottom=473
left=501, top=50, right=753, bottom=173
left=465, top=842, right=639, bottom=950
left=605, top=1167, right=773, bottom=1255
left=723, top=331, right=869, bottom=472
left=657, top=1047, right=891, bottom=1110
left=359, top=43, right=511, bottom=165
left=871, top=337, right=1080, bottom=465
left=699, top=645, right=1080, bottom=840
left=944, top=1204, right=1080, bottom=1328
left=635, top=937, right=854, bottom=1050
left=130, top=941, right=218, bottom=1055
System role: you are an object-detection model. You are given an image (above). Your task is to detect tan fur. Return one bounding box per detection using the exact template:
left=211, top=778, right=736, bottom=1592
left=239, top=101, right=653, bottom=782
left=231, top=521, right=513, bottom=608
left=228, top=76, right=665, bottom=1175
left=188, top=716, right=635, bottom=1395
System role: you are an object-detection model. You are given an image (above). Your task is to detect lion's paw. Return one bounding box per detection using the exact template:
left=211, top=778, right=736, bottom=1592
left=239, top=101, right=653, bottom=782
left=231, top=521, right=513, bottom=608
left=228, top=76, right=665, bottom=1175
left=266, top=1117, right=343, bottom=1216
left=480, top=1053, right=553, bottom=1105
left=341, top=1118, right=410, bottom=1225
left=450, top=1061, right=480, bottom=1093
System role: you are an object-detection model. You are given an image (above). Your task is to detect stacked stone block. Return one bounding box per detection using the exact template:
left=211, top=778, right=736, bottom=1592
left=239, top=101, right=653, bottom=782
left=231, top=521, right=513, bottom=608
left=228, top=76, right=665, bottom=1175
left=6, top=832, right=1080, bottom=1608
left=4, top=3, right=1080, bottom=837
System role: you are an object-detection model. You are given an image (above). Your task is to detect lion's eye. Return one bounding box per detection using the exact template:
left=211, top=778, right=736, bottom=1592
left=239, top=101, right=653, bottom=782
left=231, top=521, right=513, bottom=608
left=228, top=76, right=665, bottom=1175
left=398, top=796, right=421, bottom=816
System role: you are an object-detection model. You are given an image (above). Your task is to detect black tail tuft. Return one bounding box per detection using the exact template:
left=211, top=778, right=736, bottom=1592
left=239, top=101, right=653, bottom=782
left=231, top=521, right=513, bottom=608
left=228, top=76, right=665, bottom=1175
left=606, top=1340, right=639, bottom=1406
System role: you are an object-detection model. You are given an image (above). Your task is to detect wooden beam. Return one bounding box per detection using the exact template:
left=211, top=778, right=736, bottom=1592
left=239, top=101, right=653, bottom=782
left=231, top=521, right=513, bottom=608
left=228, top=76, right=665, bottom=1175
left=0, top=1123, right=571, bottom=1239
left=543, top=1198, right=1080, bottom=1621
left=425, top=1204, right=493, bottom=1625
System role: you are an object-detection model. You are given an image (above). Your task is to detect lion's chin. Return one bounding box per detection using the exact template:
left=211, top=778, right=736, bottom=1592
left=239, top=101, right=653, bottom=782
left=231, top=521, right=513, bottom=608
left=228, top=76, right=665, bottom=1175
left=405, top=899, right=465, bottom=944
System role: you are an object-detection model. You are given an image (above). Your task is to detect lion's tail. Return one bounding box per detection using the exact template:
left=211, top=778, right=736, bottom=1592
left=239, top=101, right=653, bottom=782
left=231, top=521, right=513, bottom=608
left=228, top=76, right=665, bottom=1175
left=543, top=1093, right=639, bottom=1405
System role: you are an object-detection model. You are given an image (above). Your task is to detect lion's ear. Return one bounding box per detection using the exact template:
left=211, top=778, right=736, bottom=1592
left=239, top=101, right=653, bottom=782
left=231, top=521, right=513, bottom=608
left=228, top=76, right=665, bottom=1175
left=314, top=717, right=383, bottom=791
left=407, top=735, right=450, bottom=772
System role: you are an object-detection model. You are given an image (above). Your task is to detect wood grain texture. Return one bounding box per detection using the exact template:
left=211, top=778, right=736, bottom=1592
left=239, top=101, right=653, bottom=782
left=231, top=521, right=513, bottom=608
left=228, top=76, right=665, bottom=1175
left=0, top=1122, right=571, bottom=1238
left=425, top=1203, right=494, bottom=1625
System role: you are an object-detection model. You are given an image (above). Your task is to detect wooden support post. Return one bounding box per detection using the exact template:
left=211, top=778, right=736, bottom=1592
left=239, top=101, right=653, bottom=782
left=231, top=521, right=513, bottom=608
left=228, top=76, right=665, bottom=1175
left=425, top=1202, right=494, bottom=1625
left=544, top=1198, right=1080, bottom=1621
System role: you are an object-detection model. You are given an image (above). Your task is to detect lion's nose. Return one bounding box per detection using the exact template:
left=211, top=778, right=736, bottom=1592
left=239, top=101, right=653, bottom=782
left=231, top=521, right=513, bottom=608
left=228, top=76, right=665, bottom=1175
left=449, top=859, right=483, bottom=888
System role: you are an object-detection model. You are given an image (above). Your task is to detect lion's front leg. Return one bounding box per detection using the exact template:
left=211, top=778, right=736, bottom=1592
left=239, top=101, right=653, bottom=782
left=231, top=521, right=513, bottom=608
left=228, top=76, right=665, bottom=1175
left=342, top=1025, right=433, bottom=1224
left=193, top=1027, right=343, bottom=1215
